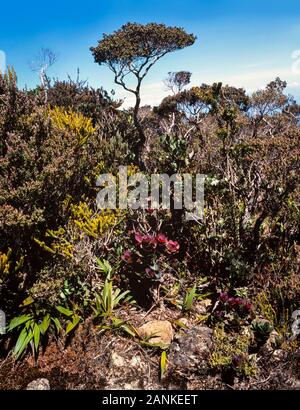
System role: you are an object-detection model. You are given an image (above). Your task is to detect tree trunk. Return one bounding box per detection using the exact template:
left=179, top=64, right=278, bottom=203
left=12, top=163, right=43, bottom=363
left=132, top=90, right=146, bottom=170
left=39, top=69, right=48, bottom=105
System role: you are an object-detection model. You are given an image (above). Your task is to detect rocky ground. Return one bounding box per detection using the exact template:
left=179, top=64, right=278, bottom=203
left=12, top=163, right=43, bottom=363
left=0, top=301, right=299, bottom=390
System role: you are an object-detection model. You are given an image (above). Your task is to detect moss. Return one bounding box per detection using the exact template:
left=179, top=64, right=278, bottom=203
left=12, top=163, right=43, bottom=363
left=254, top=290, right=292, bottom=337
left=254, top=291, right=277, bottom=324
left=209, top=324, right=256, bottom=378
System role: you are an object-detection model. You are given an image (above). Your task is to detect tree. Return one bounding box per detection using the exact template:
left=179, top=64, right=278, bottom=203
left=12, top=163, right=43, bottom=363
left=250, top=77, right=291, bottom=138
left=30, top=48, right=58, bottom=104
left=91, top=22, right=196, bottom=165
left=164, top=71, right=192, bottom=94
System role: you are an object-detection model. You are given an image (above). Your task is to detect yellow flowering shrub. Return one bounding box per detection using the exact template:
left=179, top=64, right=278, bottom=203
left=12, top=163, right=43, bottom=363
left=70, top=201, right=124, bottom=239
left=49, top=107, right=96, bottom=145
left=0, top=248, right=24, bottom=284
left=34, top=166, right=137, bottom=258
left=35, top=228, right=74, bottom=258
left=35, top=201, right=124, bottom=258
left=126, top=164, right=140, bottom=177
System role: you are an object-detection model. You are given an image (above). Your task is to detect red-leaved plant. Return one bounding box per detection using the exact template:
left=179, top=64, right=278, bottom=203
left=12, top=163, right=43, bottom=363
left=121, top=231, right=180, bottom=280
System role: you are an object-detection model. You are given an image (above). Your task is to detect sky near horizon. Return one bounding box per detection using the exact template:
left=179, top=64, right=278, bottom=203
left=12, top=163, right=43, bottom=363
left=1, top=0, right=300, bottom=106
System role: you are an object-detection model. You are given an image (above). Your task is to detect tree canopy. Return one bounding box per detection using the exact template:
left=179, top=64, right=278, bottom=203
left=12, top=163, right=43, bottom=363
left=91, top=23, right=196, bottom=87
left=164, top=71, right=192, bottom=94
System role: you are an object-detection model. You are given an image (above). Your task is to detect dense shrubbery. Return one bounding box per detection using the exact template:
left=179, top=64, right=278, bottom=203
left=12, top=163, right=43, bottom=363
left=0, top=56, right=299, bottom=385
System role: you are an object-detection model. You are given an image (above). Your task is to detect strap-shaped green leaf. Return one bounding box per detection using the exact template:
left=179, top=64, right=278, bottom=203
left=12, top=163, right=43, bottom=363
left=7, top=315, right=32, bottom=331
left=65, top=314, right=80, bottom=335
left=33, top=323, right=40, bottom=352
left=56, top=305, right=73, bottom=316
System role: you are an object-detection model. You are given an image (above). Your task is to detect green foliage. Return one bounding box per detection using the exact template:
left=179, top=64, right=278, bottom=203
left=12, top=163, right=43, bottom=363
left=160, top=350, right=167, bottom=379
left=182, top=284, right=197, bottom=313
left=91, top=23, right=195, bottom=65
left=251, top=319, right=273, bottom=344
left=92, top=259, right=134, bottom=321
left=7, top=297, right=61, bottom=360
left=55, top=305, right=81, bottom=336
left=8, top=295, right=84, bottom=360
left=158, top=134, right=188, bottom=172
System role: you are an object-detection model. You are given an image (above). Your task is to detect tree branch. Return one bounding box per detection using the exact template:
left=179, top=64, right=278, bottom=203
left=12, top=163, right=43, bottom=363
left=108, top=63, right=136, bottom=94
left=140, top=52, right=168, bottom=80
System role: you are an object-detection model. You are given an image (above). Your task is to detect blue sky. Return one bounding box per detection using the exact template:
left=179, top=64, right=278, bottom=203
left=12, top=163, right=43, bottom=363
left=1, top=0, right=300, bottom=106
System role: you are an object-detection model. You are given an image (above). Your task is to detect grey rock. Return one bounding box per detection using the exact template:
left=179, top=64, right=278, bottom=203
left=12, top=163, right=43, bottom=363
left=26, top=378, right=50, bottom=390
left=106, top=351, right=161, bottom=390
left=169, top=325, right=213, bottom=374
left=291, top=309, right=300, bottom=338
left=0, top=309, right=5, bottom=335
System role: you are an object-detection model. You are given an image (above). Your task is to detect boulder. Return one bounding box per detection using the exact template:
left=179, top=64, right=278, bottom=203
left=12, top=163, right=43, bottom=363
left=168, top=325, right=213, bottom=374
left=137, top=320, right=174, bottom=348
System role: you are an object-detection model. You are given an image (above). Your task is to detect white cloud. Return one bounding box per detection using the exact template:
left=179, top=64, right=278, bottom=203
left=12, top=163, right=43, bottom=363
left=192, top=68, right=297, bottom=92
left=238, top=62, right=268, bottom=70
left=119, top=81, right=169, bottom=108
left=288, top=81, right=300, bottom=88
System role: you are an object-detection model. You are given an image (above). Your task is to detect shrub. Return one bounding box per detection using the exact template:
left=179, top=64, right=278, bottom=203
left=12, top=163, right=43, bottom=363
left=49, top=106, right=96, bottom=146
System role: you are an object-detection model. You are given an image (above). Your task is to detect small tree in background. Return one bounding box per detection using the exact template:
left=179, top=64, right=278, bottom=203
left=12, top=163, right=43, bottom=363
left=91, top=22, right=196, bottom=166
left=164, top=71, right=192, bottom=94
left=30, top=48, right=58, bottom=104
